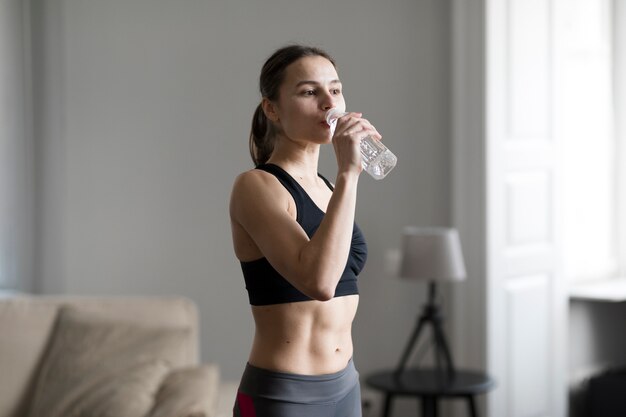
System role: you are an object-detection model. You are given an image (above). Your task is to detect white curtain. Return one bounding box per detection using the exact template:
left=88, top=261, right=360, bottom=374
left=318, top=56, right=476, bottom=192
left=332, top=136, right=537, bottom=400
left=0, top=0, right=33, bottom=290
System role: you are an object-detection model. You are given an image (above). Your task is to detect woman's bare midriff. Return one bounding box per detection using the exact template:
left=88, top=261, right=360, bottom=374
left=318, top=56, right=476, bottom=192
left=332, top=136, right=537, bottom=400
left=248, top=294, right=359, bottom=376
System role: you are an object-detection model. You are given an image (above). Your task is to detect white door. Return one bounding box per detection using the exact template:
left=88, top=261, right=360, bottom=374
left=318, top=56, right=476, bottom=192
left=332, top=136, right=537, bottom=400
left=452, top=0, right=568, bottom=416
left=486, top=0, right=567, bottom=415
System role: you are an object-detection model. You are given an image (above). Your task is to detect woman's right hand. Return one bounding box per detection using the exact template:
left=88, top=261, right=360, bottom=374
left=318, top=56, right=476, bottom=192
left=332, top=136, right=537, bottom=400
left=331, top=112, right=382, bottom=175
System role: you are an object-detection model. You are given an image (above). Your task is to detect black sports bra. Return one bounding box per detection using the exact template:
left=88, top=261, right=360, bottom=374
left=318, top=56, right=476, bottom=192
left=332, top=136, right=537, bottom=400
left=240, top=163, right=368, bottom=306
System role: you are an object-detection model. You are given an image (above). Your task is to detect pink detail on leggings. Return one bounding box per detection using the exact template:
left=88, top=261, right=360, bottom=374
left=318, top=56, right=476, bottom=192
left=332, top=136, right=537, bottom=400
left=237, top=391, right=257, bottom=417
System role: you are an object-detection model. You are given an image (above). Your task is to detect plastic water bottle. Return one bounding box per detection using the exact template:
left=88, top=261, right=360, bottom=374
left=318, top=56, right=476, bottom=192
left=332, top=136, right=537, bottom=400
left=326, top=109, right=397, bottom=180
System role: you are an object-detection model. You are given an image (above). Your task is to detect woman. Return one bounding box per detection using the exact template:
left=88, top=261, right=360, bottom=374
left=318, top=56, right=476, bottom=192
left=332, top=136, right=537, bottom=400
left=230, top=44, right=382, bottom=417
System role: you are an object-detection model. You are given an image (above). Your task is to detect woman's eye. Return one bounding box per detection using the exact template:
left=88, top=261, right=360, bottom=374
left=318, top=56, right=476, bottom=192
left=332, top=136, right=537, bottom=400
left=331, top=89, right=342, bottom=95
left=303, top=90, right=316, bottom=96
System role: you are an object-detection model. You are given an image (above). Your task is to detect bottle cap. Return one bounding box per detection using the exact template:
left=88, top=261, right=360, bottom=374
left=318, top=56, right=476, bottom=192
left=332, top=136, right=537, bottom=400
left=325, top=108, right=346, bottom=124
left=325, top=108, right=347, bottom=137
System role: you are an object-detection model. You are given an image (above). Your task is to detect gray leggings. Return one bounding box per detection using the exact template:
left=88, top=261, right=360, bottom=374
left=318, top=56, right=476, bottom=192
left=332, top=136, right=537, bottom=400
left=233, top=358, right=362, bottom=417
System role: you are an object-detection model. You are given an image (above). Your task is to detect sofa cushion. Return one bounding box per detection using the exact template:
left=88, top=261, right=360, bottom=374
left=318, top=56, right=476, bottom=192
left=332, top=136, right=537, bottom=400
left=0, top=297, right=60, bottom=417
left=146, top=364, right=220, bottom=417
left=27, top=306, right=192, bottom=417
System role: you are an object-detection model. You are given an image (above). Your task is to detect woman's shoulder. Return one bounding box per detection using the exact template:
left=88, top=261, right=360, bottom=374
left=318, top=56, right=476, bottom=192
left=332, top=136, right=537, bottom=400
left=230, top=167, right=294, bottom=224
left=230, top=168, right=287, bottom=208
left=232, top=167, right=278, bottom=191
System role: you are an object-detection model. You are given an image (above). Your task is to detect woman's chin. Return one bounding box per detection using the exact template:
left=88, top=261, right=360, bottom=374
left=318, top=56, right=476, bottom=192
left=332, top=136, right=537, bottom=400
left=319, top=136, right=333, bottom=145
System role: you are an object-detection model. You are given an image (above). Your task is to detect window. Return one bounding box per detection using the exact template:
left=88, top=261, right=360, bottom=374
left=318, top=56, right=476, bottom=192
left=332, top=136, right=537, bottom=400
left=616, top=0, right=626, bottom=278
left=559, top=0, right=622, bottom=282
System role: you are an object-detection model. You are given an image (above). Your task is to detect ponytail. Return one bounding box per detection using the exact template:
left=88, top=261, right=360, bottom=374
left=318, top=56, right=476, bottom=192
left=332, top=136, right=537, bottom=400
left=249, top=103, right=274, bottom=166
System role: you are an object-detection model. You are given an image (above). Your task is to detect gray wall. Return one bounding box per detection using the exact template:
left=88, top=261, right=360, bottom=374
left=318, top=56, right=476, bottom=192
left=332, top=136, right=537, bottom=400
left=30, top=0, right=451, bottom=385
left=0, top=0, right=34, bottom=291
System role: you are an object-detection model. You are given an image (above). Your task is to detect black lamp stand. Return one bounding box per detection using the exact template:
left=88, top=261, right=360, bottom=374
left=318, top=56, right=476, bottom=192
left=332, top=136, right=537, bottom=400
left=394, top=282, right=456, bottom=381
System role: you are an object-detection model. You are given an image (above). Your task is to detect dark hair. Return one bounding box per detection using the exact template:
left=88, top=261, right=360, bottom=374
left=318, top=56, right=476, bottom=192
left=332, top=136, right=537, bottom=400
left=249, top=44, right=336, bottom=166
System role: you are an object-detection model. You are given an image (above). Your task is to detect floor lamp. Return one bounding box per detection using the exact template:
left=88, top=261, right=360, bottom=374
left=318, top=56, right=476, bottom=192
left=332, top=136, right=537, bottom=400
left=394, top=227, right=467, bottom=381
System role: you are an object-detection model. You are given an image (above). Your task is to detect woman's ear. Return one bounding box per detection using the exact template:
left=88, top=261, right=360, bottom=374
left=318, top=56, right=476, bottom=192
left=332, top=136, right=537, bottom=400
left=261, top=98, right=279, bottom=123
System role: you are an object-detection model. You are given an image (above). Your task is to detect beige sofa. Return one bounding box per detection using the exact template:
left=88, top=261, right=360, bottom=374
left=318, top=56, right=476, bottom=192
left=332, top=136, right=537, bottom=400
left=0, top=294, right=232, bottom=417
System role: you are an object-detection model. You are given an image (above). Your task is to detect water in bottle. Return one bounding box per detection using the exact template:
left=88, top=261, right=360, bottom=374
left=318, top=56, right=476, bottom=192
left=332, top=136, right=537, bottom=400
left=325, top=109, right=397, bottom=180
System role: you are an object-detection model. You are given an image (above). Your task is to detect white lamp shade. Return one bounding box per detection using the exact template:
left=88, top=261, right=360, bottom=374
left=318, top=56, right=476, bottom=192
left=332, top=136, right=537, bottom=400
left=399, top=227, right=467, bottom=282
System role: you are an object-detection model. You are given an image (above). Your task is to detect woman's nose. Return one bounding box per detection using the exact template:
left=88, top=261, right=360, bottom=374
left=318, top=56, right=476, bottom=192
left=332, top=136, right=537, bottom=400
left=320, top=92, right=335, bottom=110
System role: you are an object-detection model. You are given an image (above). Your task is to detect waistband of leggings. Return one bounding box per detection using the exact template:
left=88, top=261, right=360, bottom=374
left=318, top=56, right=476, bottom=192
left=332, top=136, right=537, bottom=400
left=238, top=358, right=359, bottom=404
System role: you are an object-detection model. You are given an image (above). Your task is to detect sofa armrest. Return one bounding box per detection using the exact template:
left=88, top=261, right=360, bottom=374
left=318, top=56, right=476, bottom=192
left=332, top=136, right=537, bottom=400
left=146, top=363, right=220, bottom=417
left=215, top=381, right=239, bottom=417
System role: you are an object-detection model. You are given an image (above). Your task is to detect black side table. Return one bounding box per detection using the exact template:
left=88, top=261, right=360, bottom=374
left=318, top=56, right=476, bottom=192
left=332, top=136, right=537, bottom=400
left=366, top=368, right=495, bottom=417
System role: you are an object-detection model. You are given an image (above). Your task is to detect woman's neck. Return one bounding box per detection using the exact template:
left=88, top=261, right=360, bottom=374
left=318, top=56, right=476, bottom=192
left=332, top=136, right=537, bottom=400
left=267, top=137, right=321, bottom=183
